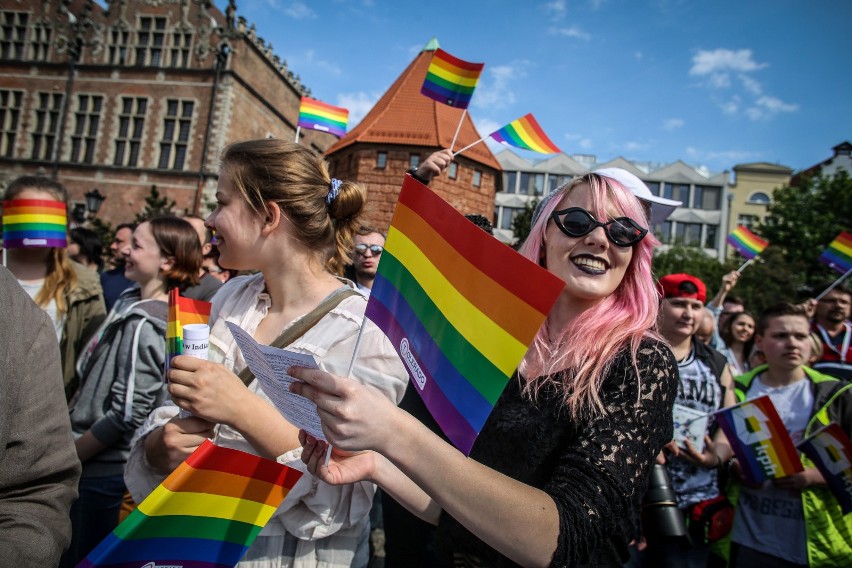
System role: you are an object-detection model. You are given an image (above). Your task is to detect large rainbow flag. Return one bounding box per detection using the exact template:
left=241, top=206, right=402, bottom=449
left=79, top=440, right=302, bottom=567
left=489, top=113, right=561, bottom=154
left=715, top=395, right=804, bottom=484
left=726, top=226, right=768, bottom=260
left=365, top=175, right=565, bottom=455
left=819, top=231, right=852, bottom=274
left=166, top=288, right=211, bottom=374
left=2, top=198, right=67, bottom=248
left=297, top=97, right=349, bottom=138
left=799, top=422, right=852, bottom=514
left=420, top=48, right=484, bottom=109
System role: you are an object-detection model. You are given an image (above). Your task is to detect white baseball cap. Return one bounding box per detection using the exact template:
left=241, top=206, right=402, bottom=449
left=592, top=167, right=681, bottom=225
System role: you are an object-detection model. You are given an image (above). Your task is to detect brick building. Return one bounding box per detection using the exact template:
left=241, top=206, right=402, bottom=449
left=325, top=38, right=501, bottom=231
left=0, top=0, right=337, bottom=225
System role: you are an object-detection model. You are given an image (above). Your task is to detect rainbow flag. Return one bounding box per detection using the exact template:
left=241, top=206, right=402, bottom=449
left=420, top=48, right=484, bottom=109
left=799, top=422, right=852, bottom=514
left=2, top=198, right=67, bottom=248
left=365, top=175, right=565, bottom=455
left=726, top=226, right=769, bottom=260
left=297, top=97, right=349, bottom=138
left=715, top=395, right=804, bottom=484
left=489, top=113, right=561, bottom=154
left=166, top=288, right=211, bottom=374
left=819, top=231, right=852, bottom=274
left=79, top=439, right=302, bottom=567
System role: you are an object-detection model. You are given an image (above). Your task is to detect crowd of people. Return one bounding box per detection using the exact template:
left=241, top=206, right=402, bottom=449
left=1, top=139, right=850, bottom=568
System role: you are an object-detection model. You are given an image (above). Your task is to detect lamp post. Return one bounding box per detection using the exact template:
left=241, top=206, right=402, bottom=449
left=84, top=188, right=106, bottom=218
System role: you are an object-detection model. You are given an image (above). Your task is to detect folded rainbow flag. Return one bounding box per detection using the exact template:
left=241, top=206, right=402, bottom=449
left=79, top=439, right=303, bottom=567
left=297, top=97, right=349, bottom=138
left=819, top=231, right=852, bottom=274
left=799, top=422, right=852, bottom=514
left=420, top=48, right=484, bottom=109
left=726, top=226, right=768, bottom=260
left=2, top=198, right=67, bottom=248
left=166, top=288, right=211, bottom=375
left=489, top=113, right=561, bottom=154
left=715, top=395, right=804, bottom=484
left=365, top=175, right=565, bottom=455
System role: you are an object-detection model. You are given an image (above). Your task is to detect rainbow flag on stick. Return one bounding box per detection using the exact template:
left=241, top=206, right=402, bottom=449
left=420, top=48, right=484, bottom=109
left=726, top=225, right=768, bottom=260
left=79, top=440, right=303, bottom=567
left=364, top=175, right=565, bottom=455
left=799, top=422, right=852, bottom=514
left=490, top=113, right=561, bottom=154
left=2, top=198, right=67, bottom=248
left=819, top=231, right=852, bottom=274
left=715, top=395, right=804, bottom=484
left=297, top=97, right=349, bottom=138
left=166, top=288, right=211, bottom=374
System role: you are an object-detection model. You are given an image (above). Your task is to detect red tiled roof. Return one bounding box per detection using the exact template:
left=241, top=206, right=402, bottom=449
left=325, top=43, right=500, bottom=171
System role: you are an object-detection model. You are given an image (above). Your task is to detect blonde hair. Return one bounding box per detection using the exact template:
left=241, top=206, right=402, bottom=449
left=4, top=176, right=77, bottom=316
left=220, top=139, right=365, bottom=274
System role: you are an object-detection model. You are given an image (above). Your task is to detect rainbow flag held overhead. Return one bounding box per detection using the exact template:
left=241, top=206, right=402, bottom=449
left=78, top=439, right=303, bottom=568
left=2, top=198, right=67, bottom=248
left=799, top=422, right=852, bottom=514
left=420, top=48, right=484, bottom=109
left=297, top=97, right=349, bottom=138
left=726, top=225, right=769, bottom=260
left=365, top=175, right=565, bottom=455
left=489, top=113, right=561, bottom=154
left=166, top=288, right=211, bottom=375
left=715, top=395, right=804, bottom=484
left=819, top=231, right=852, bottom=274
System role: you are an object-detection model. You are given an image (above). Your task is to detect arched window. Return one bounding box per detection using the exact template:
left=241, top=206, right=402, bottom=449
left=747, top=191, right=771, bottom=205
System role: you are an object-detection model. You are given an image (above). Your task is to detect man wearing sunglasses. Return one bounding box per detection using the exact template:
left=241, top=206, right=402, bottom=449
left=350, top=227, right=385, bottom=297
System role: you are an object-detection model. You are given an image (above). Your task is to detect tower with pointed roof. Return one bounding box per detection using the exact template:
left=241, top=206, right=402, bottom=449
left=325, top=38, right=501, bottom=230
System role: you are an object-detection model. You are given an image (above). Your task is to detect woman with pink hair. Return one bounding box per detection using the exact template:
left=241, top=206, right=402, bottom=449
left=241, top=170, right=677, bottom=566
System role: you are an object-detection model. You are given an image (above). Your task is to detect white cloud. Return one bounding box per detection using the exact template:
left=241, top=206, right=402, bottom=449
left=542, top=0, right=567, bottom=18
left=634, top=51, right=644, bottom=61
left=474, top=118, right=503, bottom=138
left=279, top=1, right=315, bottom=19
left=745, top=96, right=799, bottom=120
left=625, top=141, right=650, bottom=151
left=685, top=146, right=759, bottom=164
left=662, top=118, right=684, bottom=131
left=739, top=74, right=763, bottom=95
left=549, top=26, right=592, bottom=40
left=337, top=91, right=381, bottom=127
left=689, top=49, right=766, bottom=76
left=471, top=61, right=529, bottom=110
left=289, top=49, right=341, bottom=76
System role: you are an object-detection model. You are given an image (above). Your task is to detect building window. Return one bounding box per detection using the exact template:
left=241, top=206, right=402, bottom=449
left=158, top=99, right=194, bottom=170
left=30, top=92, right=63, bottom=161
left=655, top=221, right=672, bottom=244
left=448, top=162, right=458, bottom=180
left=519, top=172, right=545, bottom=195
left=170, top=30, right=192, bottom=67
left=409, top=154, right=420, bottom=170
left=109, top=27, right=130, bottom=65
left=675, top=222, right=702, bottom=246
left=0, top=89, right=22, bottom=157
left=704, top=225, right=718, bottom=249
left=646, top=181, right=660, bottom=196
left=114, top=97, right=147, bottom=167
left=548, top=174, right=569, bottom=193
left=376, top=151, right=387, bottom=169
left=499, top=206, right=521, bottom=230
left=502, top=171, right=517, bottom=193
left=664, top=183, right=690, bottom=206
left=737, top=214, right=759, bottom=229
left=0, top=11, right=28, bottom=60
left=30, top=22, right=51, bottom=61
left=694, top=185, right=721, bottom=210
left=747, top=191, right=771, bottom=205
left=136, top=16, right=166, bottom=67
left=69, top=94, right=102, bottom=164
left=472, top=170, right=482, bottom=187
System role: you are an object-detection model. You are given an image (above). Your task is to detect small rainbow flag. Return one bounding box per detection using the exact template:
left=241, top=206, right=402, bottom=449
left=297, top=97, right=349, bottom=138
left=726, top=225, right=769, bottom=260
left=819, top=231, right=852, bottom=274
left=489, top=113, right=561, bottom=154
left=799, top=422, right=852, bottom=514
left=78, top=439, right=303, bottom=567
left=420, top=48, right=484, bottom=109
left=715, top=395, right=804, bottom=484
left=2, top=198, right=67, bottom=248
left=166, top=288, right=211, bottom=374
left=365, top=175, right=565, bottom=455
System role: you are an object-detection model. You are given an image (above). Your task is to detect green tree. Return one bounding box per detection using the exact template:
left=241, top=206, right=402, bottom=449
left=510, top=198, right=539, bottom=248
left=134, top=185, right=177, bottom=223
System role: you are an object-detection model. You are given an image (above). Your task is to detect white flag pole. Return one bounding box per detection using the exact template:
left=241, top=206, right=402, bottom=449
left=449, top=109, right=467, bottom=153
left=294, top=126, right=300, bottom=143
left=453, top=136, right=486, bottom=157
left=735, top=257, right=757, bottom=274
left=816, top=266, right=852, bottom=300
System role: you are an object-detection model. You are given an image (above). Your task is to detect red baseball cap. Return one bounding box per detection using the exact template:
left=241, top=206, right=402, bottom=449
left=658, top=273, right=707, bottom=303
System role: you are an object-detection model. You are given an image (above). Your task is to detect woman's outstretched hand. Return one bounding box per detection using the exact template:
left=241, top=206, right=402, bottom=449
left=298, top=430, right=379, bottom=485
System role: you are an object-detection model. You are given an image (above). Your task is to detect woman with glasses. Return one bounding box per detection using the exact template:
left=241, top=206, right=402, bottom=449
left=348, top=226, right=385, bottom=296
left=280, top=169, right=679, bottom=566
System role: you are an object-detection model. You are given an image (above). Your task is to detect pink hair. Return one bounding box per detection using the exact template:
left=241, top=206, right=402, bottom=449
left=518, top=174, right=662, bottom=418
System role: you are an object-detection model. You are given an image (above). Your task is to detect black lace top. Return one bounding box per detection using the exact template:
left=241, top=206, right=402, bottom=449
left=432, top=337, right=678, bottom=568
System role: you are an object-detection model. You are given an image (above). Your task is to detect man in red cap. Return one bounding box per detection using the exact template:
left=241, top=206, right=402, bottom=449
left=645, top=273, right=736, bottom=566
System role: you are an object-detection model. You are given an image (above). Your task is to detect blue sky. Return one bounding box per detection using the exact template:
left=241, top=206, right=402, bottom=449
left=219, top=0, right=852, bottom=175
